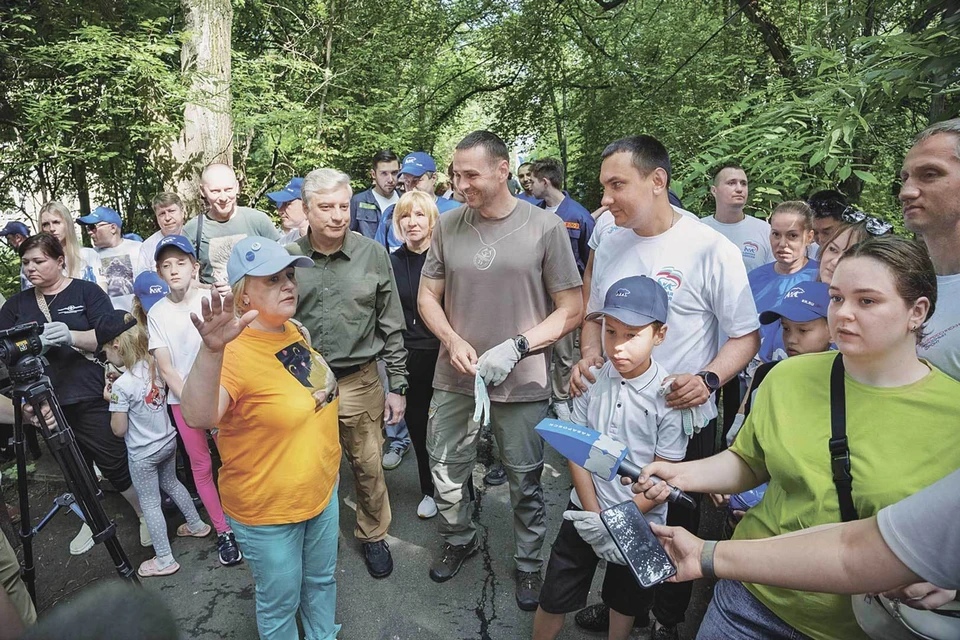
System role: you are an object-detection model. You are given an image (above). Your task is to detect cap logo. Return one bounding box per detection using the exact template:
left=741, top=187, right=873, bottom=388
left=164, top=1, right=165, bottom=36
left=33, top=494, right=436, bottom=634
left=251, top=242, right=262, bottom=251
left=655, top=267, right=684, bottom=301
left=785, top=287, right=804, bottom=299
left=149, top=285, right=163, bottom=294
left=615, top=288, right=630, bottom=297
left=245, top=251, right=256, bottom=262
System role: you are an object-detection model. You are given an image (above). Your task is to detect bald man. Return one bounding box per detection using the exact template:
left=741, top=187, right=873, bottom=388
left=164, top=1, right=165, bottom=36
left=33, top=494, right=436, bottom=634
left=183, top=163, right=281, bottom=283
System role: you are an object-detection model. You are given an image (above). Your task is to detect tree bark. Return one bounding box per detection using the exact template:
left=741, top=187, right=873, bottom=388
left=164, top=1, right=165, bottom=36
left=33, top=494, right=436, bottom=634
left=169, top=0, right=234, bottom=215
left=742, top=0, right=797, bottom=78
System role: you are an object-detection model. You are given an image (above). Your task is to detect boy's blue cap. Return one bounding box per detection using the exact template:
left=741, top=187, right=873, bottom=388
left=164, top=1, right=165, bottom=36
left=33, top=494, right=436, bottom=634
left=266, top=177, right=304, bottom=205
left=0, top=221, right=29, bottom=237
left=123, top=233, right=143, bottom=242
left=133, top=272, right=169, bottom=313
left=399, top=152, right=437, bottom=177
left=226, top=236, right=313, bottom=286
left=154, top=234, right=196, bottom=261
left=586, top=275, right=669, bottom=327
left=77, top=206, right=123, bottom=229
left=760, top=281, right=830, bottom=325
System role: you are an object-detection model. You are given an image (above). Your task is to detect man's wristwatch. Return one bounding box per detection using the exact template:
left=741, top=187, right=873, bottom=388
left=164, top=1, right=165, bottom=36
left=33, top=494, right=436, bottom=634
left=390, top=385, right=408, bottom=396
left=696, top=371, right=721, bottom=393
left=513, top=335, right=530, bottom=359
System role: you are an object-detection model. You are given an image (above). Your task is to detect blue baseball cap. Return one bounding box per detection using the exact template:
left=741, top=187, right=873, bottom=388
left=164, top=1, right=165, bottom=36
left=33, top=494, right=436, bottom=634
left=226, top=236, right=313, bottom=286
left=760, top=281, right=830, bottom=325
left=77, top=206, right=123, bottom=229
left=123, top=233, right=144, bottom=242
left=154, top=234, right=196, bottom=261
left=133, top=272, right=169, bottom=312
left=586, top=275, right=669, bottom=327
left=266, top=177, right=304, bottom=205
left=0, top=221, right=29, bottom=237
left=399, top=152, right=437, bottom=177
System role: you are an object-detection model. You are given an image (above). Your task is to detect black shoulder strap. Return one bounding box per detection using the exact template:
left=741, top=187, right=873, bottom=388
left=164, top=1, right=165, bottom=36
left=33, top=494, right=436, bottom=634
left=829, top=354, right=859, bottom=522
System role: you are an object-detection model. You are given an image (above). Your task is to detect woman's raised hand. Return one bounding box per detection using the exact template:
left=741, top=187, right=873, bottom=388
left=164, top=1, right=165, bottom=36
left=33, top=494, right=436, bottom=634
left=190, top=288, right=258, bottom=352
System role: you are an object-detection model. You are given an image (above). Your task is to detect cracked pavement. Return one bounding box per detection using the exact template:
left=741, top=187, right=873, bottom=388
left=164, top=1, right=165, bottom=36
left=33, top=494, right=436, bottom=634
left=7, top=433, right=719, bottom=639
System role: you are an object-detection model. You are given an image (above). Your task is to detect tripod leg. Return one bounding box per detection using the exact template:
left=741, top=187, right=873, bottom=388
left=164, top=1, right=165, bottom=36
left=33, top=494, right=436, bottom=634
left=12, top=404, right=36, bottom=605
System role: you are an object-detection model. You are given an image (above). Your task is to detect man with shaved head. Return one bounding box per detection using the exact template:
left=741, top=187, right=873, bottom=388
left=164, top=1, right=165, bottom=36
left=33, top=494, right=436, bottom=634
left=183, top=163, right=281, bottom=283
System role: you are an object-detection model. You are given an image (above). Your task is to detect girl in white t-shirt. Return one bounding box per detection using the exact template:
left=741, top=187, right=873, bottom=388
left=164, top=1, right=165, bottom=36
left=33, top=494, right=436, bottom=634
left=105, top=319, right=211, bottom=578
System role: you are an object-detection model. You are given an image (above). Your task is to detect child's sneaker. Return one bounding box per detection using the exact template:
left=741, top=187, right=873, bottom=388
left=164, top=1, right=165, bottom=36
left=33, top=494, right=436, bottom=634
left=217, top=532, right=243, bottom=566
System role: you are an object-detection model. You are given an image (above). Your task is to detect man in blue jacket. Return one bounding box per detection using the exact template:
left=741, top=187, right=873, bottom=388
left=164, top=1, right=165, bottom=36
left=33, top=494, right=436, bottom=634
left=350, top=149, right=401, bottom=239
left=529, top=158, right=595, bottom=421
left=375, top=152, right=460, bottom=252
left=516, top=162, right=543, bottom=206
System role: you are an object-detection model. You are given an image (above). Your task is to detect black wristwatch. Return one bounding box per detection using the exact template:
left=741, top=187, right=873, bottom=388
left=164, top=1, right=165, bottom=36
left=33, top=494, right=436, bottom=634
left=696, top=371, right=721, bottom=393
left=513, top=335, right=530, bottom=358
left=390, top=385, right=408, bottom=396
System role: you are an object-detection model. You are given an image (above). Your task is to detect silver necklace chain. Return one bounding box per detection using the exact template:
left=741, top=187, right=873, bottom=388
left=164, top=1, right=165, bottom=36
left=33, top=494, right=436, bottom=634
left=464, top=208, right=532, bottom=247
left=464, top=208, right=532, bottom=271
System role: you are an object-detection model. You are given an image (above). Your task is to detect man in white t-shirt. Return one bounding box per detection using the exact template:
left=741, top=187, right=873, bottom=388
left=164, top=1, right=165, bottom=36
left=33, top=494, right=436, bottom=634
left=138, top=192, right=187, bottom=273
left=901, top=118, right=960, bottom=381
left=77, top=206, right=144, bottom=311
left=570, top=135, right=760, bottom=638
left=700, top=165, right=773, bottom=273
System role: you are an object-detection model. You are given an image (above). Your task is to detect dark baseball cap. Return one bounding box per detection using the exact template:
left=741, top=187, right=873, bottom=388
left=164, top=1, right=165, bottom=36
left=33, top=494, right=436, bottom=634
left=95, top=310, right=138, bottom=347
left=0, top=221, right=29, bottom=237
left=586, top=275, right=669, bottom=327
left=759, top=281, right=830, bottom=325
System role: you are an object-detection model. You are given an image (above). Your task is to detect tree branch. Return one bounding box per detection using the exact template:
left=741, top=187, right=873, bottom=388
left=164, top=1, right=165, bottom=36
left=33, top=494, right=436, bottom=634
left=741, top=0, right=796, bottom=78
left=590, top=0, right=631, bottom=10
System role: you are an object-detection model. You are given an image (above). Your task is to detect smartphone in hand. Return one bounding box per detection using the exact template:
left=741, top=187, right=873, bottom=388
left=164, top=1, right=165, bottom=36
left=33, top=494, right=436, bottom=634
left=600, top=500, right=677, bottom=588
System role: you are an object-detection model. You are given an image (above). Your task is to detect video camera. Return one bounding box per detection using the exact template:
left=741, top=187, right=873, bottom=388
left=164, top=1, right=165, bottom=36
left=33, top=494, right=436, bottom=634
left=0, top=322, right=44, bottom=368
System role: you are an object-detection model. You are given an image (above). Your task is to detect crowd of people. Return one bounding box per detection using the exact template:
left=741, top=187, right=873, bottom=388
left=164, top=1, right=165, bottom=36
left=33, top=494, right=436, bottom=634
left=0, top=117, right=958, bottom=640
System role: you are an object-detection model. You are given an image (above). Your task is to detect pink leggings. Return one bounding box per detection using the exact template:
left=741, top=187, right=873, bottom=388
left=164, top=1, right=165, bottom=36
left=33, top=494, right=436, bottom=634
left=170, top=404, right=229, bottom=534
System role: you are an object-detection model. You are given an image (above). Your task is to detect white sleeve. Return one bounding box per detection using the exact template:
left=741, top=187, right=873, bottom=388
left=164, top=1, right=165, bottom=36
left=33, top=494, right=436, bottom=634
left=588, top=212, right=614, bottom=251
left=706, top=241, right=760, bottom=339
left=108, top=377, right=130, bottom=413
left=137, top=243, right=154, bottom=274
left=571, top=375, right=594, bottom=426
left=146, top=307, right=167, bottom=352
left=654, top=404, right=688, bottom=462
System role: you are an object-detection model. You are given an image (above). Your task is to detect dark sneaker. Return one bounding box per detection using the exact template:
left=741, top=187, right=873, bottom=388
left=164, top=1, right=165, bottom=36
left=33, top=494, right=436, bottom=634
left=363, top=540, right=394, bottom=578
left=429, top=538, right=479, bottom=583
left=651, top=623, right=679, bottom=640
left=483, top=463, right=507, bottom=486
left=515, top=570, right=542, bottom=611
left=575, top=604, right=650, bottom=631
left=217, top=532, right=243, bottom=566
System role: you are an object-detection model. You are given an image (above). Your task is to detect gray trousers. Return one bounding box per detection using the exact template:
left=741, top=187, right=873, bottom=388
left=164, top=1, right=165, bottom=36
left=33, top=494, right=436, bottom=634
left=550, top=329, right=580, bottom=402
left=426, top=389, right=548, bottom=572
left=129, top=438, right=203, bottom=560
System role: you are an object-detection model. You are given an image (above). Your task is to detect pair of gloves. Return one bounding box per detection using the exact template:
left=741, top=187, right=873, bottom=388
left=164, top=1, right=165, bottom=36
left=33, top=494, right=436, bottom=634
left=40, top=322, right=73, bottom=352
left=657, top=378, right=709, bottom=438
left=473, top=338, right=522, bottom=426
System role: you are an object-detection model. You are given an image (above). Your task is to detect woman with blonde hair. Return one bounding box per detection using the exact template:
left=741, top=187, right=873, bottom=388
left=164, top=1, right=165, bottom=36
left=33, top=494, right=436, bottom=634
left=389, top=190, right=442, bottom=518
left=39, top=201, right=100, bottom=282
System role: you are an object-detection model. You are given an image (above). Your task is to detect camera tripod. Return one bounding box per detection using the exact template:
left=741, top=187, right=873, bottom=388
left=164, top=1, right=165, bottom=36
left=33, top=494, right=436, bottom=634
left=10, top=353, right=138, bottom=604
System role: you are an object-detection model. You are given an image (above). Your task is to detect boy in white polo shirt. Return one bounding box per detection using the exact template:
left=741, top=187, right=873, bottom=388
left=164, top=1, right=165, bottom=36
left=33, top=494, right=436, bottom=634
left=533, top=275, right=687, bottom=640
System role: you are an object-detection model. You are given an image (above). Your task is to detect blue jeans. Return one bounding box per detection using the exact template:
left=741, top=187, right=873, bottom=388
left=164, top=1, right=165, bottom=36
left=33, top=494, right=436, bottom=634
left=227, top=489, right=341, bottom=640
left=385, top=417, right=410, bottom=449
left=697, top=579, right=809, bottom=640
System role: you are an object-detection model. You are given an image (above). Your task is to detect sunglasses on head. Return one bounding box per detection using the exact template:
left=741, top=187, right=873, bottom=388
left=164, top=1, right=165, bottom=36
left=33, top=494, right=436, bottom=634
left=840, top=207, right=893, bottom=236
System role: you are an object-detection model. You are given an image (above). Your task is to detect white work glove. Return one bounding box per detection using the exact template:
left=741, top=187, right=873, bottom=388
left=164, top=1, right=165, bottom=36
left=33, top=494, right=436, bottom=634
left=563, top=510, right=626, bottom=565
left=476, top=338, right=521, bottom=386
left=41, top=322, right=74, bottom=348
left=658, top=379, right=709, bottom=438
left=473, top=372, right=491, bottom=427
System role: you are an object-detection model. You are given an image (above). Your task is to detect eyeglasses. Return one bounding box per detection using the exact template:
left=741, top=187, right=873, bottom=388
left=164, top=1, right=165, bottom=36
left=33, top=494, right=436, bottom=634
left=85, top=222, right=109, bottom=233
left=840, top=207, right=893, bottom=236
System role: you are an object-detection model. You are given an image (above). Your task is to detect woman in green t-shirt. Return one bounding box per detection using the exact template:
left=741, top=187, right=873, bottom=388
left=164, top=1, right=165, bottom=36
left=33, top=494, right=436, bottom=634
left=631, top=235, right=960, bottom=640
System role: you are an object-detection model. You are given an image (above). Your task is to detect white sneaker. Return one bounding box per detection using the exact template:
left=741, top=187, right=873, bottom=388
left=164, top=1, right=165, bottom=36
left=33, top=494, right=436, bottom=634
left=417, top=495, right=438, bottom=519
left=70, top=523, right=94, bottom=555
left=553, top=401, right=572, bottom=422
left=139, top=516, right=152, bottom=547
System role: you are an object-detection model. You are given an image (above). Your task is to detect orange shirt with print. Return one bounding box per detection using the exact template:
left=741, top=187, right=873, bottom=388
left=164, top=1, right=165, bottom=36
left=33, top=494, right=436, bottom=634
left=218, top=322, right=341, bottom=526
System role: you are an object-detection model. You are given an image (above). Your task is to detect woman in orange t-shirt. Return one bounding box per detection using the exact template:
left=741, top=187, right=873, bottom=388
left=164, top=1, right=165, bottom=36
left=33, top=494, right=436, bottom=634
left=181, top=236, right=340, bottom=640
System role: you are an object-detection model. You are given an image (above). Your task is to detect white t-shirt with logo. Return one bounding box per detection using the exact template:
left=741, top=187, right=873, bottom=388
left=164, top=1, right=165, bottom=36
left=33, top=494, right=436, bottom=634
left=371, top=190, right=399, bottom=216
left=95, top=238, right=144, bottom=311
left=918, top=273, right=960, bottom=381
left=589, top=215, right=760, bottom=420
left=108, top=360, right=177, bottom=461
left=700, top=214, right=774, bottom=273
left=147, top=289, right=209, bottom=404
left=589, top=205, right=700, bottom=251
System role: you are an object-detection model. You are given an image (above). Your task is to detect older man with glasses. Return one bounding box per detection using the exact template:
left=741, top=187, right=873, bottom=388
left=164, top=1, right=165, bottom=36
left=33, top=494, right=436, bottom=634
left=76, top=206, right=144, bottom=311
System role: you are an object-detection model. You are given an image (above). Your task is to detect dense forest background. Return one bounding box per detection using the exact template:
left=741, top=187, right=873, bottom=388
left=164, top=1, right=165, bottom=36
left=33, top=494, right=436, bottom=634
left=1, top=0, right=957, bottom=286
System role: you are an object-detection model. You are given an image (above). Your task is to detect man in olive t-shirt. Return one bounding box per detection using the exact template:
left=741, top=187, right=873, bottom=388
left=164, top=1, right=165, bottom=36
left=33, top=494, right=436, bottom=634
left=418, top=131, right=583, bottom=611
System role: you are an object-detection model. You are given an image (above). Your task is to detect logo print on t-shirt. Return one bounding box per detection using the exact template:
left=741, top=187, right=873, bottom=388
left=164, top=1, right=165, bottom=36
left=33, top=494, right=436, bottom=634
left=655, top=267, right=683, bottom=300
left=101, top=255, right=134, bottom=298
left=145, top=380, right=166, bottom=411
left=275, top=341, right=330, bottom=391
left=742, top=241, right=759, bottom=260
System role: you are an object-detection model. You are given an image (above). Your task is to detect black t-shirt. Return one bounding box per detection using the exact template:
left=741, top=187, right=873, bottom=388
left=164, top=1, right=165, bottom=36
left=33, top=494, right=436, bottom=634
left=0, top=280, right=114, bottom=405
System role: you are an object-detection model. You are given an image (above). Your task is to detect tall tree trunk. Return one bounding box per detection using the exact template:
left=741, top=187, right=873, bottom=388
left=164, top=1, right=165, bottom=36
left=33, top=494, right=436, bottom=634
left=170, top=0, right=234, bottom=215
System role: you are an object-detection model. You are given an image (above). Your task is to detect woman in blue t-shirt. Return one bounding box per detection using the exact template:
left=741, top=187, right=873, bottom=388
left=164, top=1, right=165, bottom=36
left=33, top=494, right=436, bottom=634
left=748, top=201, right=819, bottom=362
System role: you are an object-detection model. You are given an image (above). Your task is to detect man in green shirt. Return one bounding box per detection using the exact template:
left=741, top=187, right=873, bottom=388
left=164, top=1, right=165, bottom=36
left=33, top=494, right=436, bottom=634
left=288, top=168, right=408, bottom=580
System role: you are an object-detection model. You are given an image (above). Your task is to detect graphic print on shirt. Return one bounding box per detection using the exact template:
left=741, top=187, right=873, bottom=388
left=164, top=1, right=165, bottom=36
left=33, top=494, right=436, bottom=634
left=145, top=379, right=166, bottom=411
left=742, top=241, right=760, bottom=261
left=655, top=267, right=684, bottom=300
left=208, top=234, right=247, bottom=283
left=275, top=340, right=331, bottom=391
left=101, top=255, right=134, bottom=298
